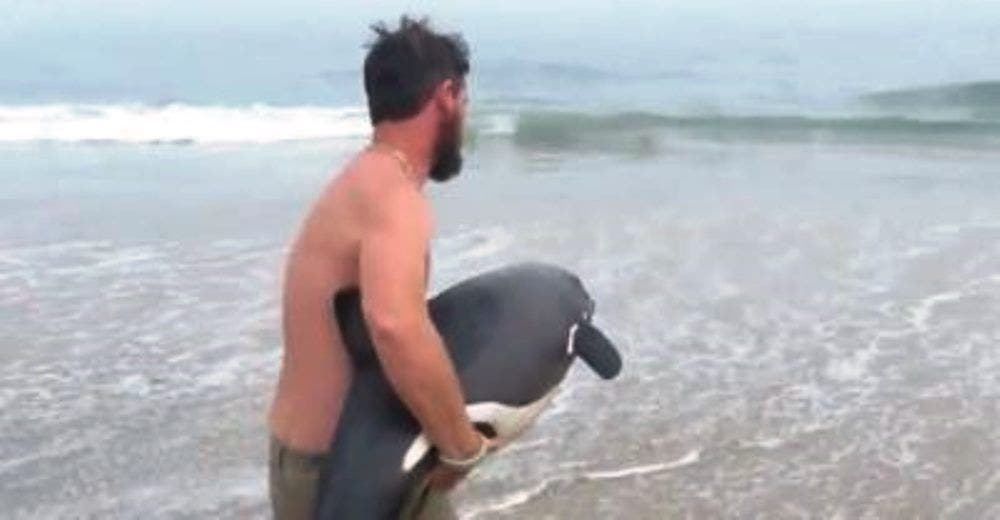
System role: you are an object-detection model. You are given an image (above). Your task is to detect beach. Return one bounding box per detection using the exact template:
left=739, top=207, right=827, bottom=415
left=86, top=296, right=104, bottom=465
left=3, top=2, right=1000, bottom=517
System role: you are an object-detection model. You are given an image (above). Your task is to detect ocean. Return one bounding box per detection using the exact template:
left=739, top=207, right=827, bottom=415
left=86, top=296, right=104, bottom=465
left=3, top=2, right=1000, bottom=518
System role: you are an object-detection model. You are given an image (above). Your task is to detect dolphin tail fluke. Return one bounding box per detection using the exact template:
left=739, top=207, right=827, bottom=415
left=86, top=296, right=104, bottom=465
left=573, top=322, right=622, bottom=379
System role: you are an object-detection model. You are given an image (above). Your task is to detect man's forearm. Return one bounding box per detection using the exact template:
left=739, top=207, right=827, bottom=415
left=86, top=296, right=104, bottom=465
left=371, top=319, right=483, bottom=458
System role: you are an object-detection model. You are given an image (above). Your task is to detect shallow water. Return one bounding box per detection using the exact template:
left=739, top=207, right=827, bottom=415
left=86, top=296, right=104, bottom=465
left=3, top=137, right=999, bottom=517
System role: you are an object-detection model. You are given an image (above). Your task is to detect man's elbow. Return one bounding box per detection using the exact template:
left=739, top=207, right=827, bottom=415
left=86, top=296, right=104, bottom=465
left=364, top=311, right=428, bottom=375
left=363, top=307, right=420, bottom=347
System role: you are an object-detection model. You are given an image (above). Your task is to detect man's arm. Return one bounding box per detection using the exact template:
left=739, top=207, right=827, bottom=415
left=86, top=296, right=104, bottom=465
left=357, top=180, right=484, bottom=465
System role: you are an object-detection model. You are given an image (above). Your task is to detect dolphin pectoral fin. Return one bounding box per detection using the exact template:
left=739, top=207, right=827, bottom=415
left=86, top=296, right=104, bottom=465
left=402, top=435, right=432, bottom=472
left=573, top=322, right=623, bottom=379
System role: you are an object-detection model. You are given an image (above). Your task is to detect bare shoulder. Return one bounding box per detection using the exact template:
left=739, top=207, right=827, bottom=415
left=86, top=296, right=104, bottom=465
left=350, top=150, right=432, bottom=233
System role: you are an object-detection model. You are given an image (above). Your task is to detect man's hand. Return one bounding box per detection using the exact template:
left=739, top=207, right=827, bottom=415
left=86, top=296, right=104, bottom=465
left=426, top=436, right=499, bottom=492
left=426, top=464, right=469, bottom=492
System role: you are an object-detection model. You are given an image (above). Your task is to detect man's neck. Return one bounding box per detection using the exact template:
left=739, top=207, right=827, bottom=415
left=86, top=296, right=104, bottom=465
left=371, top=123, right=433, bottom=185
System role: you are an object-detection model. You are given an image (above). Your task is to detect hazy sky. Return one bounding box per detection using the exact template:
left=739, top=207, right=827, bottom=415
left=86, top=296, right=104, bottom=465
left=3, top=0, right=997, bottom=105
left=8, top=0, right=997, bottom=63
left=7, top=0, right=998, bottom=34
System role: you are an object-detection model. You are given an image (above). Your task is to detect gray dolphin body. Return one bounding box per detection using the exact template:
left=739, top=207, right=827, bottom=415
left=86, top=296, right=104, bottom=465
left=316, top=262, right=623, bottom=519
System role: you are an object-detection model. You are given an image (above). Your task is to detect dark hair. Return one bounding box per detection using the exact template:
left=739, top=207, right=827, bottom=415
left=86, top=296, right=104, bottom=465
left=363, top=16, right=470, bottom=125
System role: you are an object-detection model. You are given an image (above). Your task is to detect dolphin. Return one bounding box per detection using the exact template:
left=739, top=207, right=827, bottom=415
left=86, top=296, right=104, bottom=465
left=316, top=262, right=623, bottom=519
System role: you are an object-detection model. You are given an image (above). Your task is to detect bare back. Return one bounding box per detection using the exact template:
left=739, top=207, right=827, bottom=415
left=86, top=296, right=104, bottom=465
left=268, top=149, right=429, bottom=453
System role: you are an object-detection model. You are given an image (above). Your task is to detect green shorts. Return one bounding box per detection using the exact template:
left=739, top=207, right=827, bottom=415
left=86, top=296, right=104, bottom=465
left=268, top=435, right=456, bottom=519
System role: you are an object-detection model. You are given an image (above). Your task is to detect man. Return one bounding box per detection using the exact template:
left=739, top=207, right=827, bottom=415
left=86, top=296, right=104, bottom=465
left=267, top=16, right=491, bottom=520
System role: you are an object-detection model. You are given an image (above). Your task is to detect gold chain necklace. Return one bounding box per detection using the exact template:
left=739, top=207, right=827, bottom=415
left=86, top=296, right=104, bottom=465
left=368, top=141, right=416, bottom=183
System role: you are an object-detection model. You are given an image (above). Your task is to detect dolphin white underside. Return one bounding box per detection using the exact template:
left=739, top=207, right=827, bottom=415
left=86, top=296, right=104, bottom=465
left=401, top=385, right=562, bottom=472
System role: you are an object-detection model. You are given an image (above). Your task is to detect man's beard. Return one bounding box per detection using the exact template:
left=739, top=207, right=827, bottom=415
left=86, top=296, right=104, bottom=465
left=428, top=114, right=463, bottom=183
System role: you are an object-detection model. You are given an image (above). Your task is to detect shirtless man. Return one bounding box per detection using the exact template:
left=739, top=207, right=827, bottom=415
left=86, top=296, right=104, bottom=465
left=267, top=17, right=489, bottom=519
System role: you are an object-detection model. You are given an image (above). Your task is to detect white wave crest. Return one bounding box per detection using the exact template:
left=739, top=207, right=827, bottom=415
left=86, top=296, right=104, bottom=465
left=0, top=103, right=373, bottom=144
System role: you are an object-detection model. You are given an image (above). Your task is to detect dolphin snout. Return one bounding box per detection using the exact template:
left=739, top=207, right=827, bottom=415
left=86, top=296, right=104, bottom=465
left=572, top=322, right=622, bottom=380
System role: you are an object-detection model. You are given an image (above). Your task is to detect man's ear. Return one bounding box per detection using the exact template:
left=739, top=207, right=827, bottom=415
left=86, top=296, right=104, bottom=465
left=433, top=79, right=460, bottom=116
